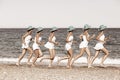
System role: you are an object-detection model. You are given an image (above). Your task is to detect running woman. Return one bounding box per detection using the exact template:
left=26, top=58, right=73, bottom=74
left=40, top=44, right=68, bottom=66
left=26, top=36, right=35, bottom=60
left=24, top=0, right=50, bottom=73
left=16, top=26, right=34, bottom=66
left=57, top=26, right=75, bottom=68
left=32, top=27, right=44, bottom=66
left=70, top=24, right=95, bottom=68
left=40, top=27, right=59, bottom=67
left=90, top=25, right=110, bottom=67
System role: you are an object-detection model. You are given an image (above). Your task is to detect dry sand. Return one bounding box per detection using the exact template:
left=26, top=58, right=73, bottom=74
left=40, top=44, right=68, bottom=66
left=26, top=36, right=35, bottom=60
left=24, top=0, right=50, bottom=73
left=0, top=63, right=120, bottom=80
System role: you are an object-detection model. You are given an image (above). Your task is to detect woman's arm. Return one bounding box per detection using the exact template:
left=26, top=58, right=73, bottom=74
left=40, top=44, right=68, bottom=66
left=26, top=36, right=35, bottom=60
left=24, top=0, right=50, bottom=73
left=22, top=32, right=29, bottom=45
left=96, top=32, right=105, bottom=42
left=84, top=33, right=90, bottom=41
left=36, top=34, right=42, bottom=45
left=87, top=34, right=95, bottom=41
left=49, top=33, right=58, bottom=45
left=66, top=33, right=71, bottom=42
left=105, top=35, right=111, bottom=41
left=79, top=34, right=83, bottom=40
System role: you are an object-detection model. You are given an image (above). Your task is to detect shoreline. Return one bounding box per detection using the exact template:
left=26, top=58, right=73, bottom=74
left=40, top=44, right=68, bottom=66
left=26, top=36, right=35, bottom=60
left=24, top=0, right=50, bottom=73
left=0, top=56, right=120, bottom=80
left=0, top=56, right=120, bottom=65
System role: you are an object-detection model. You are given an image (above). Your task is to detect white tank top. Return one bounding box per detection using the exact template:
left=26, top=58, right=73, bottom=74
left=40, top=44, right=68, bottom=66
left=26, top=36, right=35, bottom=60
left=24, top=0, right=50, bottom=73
left=99, top=34, right=105, bottom=41
left=50, top=36, right=56, bottom=43
left=82, top=34, right=89, bottom=42
left=34, top=37, right=42, bottom=44
left=67, top=35, right=73, bottom=45
left=25, top=35, right=32, bottom=44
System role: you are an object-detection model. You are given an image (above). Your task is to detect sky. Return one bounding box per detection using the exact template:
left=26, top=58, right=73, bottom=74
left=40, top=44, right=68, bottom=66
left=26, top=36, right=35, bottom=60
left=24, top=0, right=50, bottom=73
left=0, top=0, right=120, bottom=28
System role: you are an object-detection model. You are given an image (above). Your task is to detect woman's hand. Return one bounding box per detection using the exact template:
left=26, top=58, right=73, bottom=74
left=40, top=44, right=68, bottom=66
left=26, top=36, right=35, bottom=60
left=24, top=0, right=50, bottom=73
left=31, top=38, right=34, bottom=41
left=41, top=41, right=45, bottom=46
left=23, top=42, right=26, bottom=46
left=88, top=34, right=95, bottom=41
left=73, top=41, right=77, bottom=44
left=66, top=40, right=71, bottom=43
left=102, top=41, right=106, bottom=44
left=79, top=34, right=83, bottom=40
left=91, top=34, right=95, bottom=39
left=105, top=35, right=111, bottom=41
left=55, top=42, right=59, bottom=45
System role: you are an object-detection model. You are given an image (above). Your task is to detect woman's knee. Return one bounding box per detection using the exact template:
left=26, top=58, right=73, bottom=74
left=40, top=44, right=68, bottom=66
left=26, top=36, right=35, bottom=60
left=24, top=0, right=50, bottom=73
left=50, top=55, right=55, bottom=60
left=94, top=56, right=97, bottom=59
left=50, top=57, right=54, bottom=60
left=28, top=48, right=33, bottom=53
left=87, top=53, right=91, bottom=57
left=94, top=54, right=98, bottom=58
left=37, top=55, right=39, bottom=58
left=39, top=54, right=43, bottom=57
left=68, top=51, right=73, bottom=57
left=103, top=50, right=109, bottom=56
left=102, top=48, right=109, bottom=55
left=34, top=55, right=39, bottom=58
left=36, top=53, right=39, bottom=58
left=105, top=52, right=109, bottom=56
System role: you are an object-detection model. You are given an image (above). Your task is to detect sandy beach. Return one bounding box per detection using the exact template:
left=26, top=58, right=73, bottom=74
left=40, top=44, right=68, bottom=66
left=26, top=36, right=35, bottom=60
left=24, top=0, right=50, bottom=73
left=0, top=63, right=120, bottom=80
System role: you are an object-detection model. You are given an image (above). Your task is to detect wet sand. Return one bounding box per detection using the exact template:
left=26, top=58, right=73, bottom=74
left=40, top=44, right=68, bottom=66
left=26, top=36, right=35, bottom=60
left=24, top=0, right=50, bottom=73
left=0, top=64, right=120, bottom=80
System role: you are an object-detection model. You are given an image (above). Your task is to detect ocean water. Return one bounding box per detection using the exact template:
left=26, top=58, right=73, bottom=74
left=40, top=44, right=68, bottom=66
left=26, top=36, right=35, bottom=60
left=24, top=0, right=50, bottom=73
left=0, top=28, right=120, bottom=60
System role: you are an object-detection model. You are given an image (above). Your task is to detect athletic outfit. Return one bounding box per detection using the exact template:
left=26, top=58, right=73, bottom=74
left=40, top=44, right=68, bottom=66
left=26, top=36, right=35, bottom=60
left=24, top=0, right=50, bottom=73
left=22, top=35, right=32, bottom=49
left=94, top=34, right=105, bottom=50
left=79, top=34, right=89, bottom=48
left=32, top=36, right=42, bottom=50
left=65, top=35, right=73, bottom=51
left=44, top=36, right=56, bottom=49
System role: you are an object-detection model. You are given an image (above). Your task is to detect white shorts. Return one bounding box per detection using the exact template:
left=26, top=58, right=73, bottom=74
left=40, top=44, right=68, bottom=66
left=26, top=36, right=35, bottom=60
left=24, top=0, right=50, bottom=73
left=65, top=43, right=72, bottom=51
left=22, top=43, right=29, bottom=49
left=32, top=43, right=40, bottom=50
left=94, top=43, right=104, bottom=50
left=79, top=41, right=88, bottom=48
left=44, top=42, right=54, bottom=49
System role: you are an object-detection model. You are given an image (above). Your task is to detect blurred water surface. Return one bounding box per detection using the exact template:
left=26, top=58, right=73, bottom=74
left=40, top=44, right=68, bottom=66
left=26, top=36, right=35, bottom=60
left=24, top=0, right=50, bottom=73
left=0, top=28, right=119, bottom=59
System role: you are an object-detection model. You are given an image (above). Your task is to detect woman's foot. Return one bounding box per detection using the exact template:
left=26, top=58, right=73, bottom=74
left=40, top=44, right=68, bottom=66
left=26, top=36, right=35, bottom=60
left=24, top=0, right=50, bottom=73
left=66, top=65, right=72, bottom=69
left=70, top=58, right=74, bottom=66
left=100, top=63, right=106, bottom=67
left=57, top=57, right=61, bottom=65
left=16, top=62, right=20, bottom=66
left=88, top=65, right=94, bottom=68
left=31, top=64, right=36, bottom=67
left=48, top=64, right=52, bottom=68
left=39, top=58, right=43, bottom=63
left=27, top=62, right=31, bottom=65
left=88, top=62, right=92, bottom=68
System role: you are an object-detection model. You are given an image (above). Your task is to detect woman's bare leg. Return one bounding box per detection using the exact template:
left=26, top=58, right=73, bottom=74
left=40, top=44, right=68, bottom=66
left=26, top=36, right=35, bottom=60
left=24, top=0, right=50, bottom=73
left=16, top=49, right=26, bottom=66
left=67, top=49, right=73, bottom=68
left=49, top=49, right=55, bottom=67
left=57, top=56, right=69, bottom=65
left=39, top=49, right=43, bottom=57
left=100, top=48, right=109, bottom=66
left=39, top=49, right=55, bottom=67
left=85, top=47, right=91, bottom=67
left=70, top=48, right=85, bottom=66
left=39, top=55, right=50, bottom=62
left=90, top=50, right=100, bottom=67
left=27, top=47, right=33, bottom=64
left=32, top=49, right=39, bottom=66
